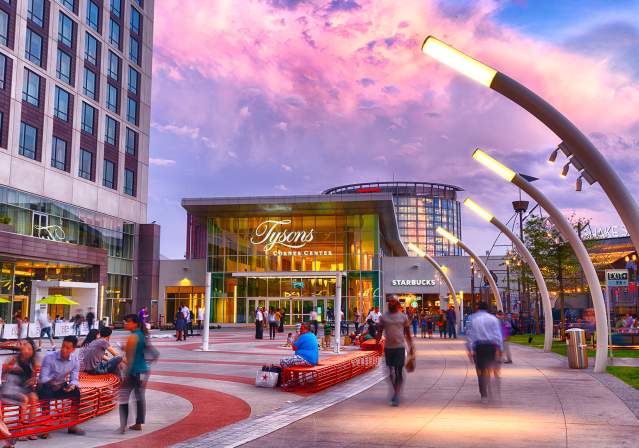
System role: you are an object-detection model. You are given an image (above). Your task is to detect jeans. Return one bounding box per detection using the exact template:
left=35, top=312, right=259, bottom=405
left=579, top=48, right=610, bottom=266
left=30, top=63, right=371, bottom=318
left=447, top=321, right=457, bottom=339
left=255, top=321, right=264, bottom=339
left=88, top=356, right=123, bottom=374
left=119, top=373, right=147, bottom=427
left=269, top=322, right=277, bottom=339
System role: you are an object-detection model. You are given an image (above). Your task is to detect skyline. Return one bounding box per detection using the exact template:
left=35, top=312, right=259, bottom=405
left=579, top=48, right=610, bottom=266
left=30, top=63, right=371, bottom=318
left=148, top=0, right=639, bottom=258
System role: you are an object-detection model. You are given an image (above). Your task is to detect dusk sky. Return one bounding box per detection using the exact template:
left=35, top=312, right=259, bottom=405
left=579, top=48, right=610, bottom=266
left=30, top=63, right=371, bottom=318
left=148, top=0, right=639, bottom=259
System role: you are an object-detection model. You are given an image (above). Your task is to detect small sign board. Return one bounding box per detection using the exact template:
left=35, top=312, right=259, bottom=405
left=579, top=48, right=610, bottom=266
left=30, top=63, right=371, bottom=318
left=292, top=281, right=304, bottom=289
left=605, top=269, right=628, bottom=287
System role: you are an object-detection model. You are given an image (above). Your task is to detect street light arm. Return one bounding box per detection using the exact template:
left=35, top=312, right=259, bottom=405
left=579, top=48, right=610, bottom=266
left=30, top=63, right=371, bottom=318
left=490, top=72, right=639, bottom=254
left=491, top=217, right=553, bottom=352
left=457, top=241, right=504, bottom=312
left=511, top=173, right=609, bottom=373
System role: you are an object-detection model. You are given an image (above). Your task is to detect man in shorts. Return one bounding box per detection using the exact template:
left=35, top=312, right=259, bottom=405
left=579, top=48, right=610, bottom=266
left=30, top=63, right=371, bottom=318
left=376, top=297, right=414, bottom=406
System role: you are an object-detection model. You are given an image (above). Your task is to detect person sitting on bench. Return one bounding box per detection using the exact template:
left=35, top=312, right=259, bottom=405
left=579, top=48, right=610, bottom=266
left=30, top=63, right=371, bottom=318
left=279, top=323, right=318, bottom=368
left=81, top=327, right=124, bottom=375
left=37, top=336, right=85, bottom=437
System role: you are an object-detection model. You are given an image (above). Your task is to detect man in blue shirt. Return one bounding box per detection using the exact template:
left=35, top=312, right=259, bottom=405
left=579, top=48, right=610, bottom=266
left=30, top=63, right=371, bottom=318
left=280, top=323, right=318, bottom=368
left=37, top=335, right=85, bottom=436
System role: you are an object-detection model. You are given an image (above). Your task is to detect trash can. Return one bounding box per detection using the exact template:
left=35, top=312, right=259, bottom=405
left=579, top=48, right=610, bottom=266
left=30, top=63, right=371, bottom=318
left=566, top=328, right=588, bottom=369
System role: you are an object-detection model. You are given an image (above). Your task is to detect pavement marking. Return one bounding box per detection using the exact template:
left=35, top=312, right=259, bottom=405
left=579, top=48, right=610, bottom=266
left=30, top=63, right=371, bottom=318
left=172, top=364, right=387, bottom=448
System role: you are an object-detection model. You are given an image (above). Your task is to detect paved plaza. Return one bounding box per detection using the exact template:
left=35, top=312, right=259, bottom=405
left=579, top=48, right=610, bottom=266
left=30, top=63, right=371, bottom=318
left=11, top=329, right=639, bottom=447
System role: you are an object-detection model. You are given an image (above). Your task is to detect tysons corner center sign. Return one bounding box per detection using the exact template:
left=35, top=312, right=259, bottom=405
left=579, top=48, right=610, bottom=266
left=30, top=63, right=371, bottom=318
left=391, top=279, right=436, bottom=287
left=249, top=219, right=332, bottom=256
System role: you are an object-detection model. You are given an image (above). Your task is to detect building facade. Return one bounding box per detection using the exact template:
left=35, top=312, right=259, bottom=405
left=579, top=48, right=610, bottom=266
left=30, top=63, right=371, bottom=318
left=324, top=182, right=463, bottom=257
left=0, top=0, right=157, bottom=324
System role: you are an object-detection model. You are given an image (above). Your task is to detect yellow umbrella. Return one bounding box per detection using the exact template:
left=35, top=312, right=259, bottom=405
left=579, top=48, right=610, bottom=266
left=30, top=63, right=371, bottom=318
left=37, top=295, right=79, bottom=305
left=0, top=297, right=10, bottom=303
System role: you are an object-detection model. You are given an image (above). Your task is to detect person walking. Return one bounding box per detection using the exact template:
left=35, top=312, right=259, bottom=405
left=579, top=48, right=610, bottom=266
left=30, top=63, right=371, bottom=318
left=411, top=313, right=419, bottom=338
left=119, top=314, right=149, bottom=433
left=268, top=307, right=278, bottom=340
left=466, top=302, right=503, bottom=403
left=420, top=313, right=428, bottom=339
left=188, top=310, right=195, bottom=336
left=37, top=310, right=55, bottom=351
left=72, top=312, right=83, bottom=337
left=446, top=305, right=457, bottom=339
left=86, top=308, right=95, bottom=331
left=427, top=315, right=434, bottom=339
left=181, top=306, right=190, bottom=340
left=255, top=307, right=265, bottom=339
left=310, top=308, right=319, bottom=335
left=376, top=297, right=414, bottom=407
left=278, top=308, right=286, bottom=333
left=353, top=307, right=362, bottom=334
left=438, top=312, right=446, bottom=338
left=174, top=312, right=186, bottom=341
left=499, top=313, right=513, bottom=364
left=197, top=306, right=205, bottom=333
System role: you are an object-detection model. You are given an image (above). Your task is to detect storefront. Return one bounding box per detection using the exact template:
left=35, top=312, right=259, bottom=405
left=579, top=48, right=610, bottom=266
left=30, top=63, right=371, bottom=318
left=174, top=194, right=407, bottom=324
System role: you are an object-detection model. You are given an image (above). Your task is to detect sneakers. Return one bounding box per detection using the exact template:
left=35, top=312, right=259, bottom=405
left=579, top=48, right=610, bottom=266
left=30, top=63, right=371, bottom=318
left=390, top=394, right=400, bottom=407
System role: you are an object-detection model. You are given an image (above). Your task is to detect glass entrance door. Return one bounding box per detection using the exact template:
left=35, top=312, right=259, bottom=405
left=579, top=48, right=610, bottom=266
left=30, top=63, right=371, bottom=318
left=246, top=297, right=335, bottom=325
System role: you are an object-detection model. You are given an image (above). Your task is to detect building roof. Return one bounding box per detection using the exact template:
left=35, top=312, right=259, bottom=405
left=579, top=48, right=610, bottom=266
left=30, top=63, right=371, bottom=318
left=323, top=181, right=463, bottom=195
left=181, top=193, right=407, bottom=256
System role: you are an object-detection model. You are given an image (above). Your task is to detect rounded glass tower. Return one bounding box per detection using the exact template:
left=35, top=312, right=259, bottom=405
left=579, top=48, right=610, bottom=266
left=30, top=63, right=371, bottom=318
left=324, top=182, right=463, bottom=256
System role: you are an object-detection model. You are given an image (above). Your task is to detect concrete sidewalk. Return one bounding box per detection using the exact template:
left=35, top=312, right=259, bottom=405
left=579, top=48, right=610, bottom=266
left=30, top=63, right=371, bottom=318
left=240, top=337, right=638, bottom=448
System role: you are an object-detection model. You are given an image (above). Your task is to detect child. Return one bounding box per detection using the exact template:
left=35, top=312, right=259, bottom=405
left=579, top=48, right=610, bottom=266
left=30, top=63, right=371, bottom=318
left=284, top=332, right=294, bottom=347
left=322, top=321, right=332, bottom=349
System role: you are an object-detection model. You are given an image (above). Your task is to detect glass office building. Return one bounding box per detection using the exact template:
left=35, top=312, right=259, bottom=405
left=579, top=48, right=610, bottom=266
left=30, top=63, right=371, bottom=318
left=180, top=194, right=406, bottom=324
left=324, top=182, right=463, bottom=257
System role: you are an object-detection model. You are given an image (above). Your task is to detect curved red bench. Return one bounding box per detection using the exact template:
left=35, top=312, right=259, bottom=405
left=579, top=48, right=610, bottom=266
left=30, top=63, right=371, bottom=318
left=281, top=350, right=381, bottom=393
left=1, top=373, right=120, bottom=439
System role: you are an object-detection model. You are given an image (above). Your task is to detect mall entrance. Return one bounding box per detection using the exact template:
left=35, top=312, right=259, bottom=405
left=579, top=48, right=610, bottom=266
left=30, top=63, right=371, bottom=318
left=247, top=296, right=335, bottom=324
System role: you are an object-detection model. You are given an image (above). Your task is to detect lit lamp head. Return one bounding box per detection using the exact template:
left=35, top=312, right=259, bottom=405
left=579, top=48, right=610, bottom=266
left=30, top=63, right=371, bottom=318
left=421, top=36, right=497, bottom=88
left=463, top=198, right=494, bottom=223
left=472, top=149, right=516, bottom=182
left=408, top=242, right=426, bottom=258
left=436, top=227, right=459, bottom=245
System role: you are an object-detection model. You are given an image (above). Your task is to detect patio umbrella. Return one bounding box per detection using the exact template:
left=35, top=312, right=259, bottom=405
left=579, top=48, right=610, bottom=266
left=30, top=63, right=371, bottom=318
left=0, top=297, right=10, bottom=303
left=37, top=295, right=79, bottom=305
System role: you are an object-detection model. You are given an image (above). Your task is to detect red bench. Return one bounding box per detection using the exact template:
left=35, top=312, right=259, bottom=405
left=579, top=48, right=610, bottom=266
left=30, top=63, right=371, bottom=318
left=281, top=350, right=381, bottom=393
left=1, top=373, right=120, bottom=439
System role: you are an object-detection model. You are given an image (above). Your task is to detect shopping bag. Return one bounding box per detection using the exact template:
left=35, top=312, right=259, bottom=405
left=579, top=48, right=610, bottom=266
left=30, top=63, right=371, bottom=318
left=255, top=369, right=279, bottom=388
left=405, top=353, right=416, bottom=373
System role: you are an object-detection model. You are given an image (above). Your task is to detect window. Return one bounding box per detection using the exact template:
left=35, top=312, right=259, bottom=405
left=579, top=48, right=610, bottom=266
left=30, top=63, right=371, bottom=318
left=125, top=128, right=137, bottom=155
left=103, top=159, right=115, bottom=189
left=19, top=122, right=38, bottom=159
left=58, top=12, right=74, bottom=47
left=58, top=0, right=74, bottom=12
left=51, top=137, right=67, bottom=170
left=126, top=97, right=137, bottom=124
left=87, top=0, right=99, bottom=31
left=83, top=68, right=96, bottom=99
left=79, top=148, right=93, bottom=180
left=128, top=66, right=139, bottom=94
left=81, top=102, right=95, bottom=134
left=106, top=83, right=118, bottom=112
left=54, top=86, right=70, bottom=121
left=0, top=112, right=3, bottom=146
left=25, top=29, right=43, bottom=65
left=0, top=54, right=6, bottom=89
left=85, top=32, right=98, bottom=64
left=28, top=0, right=45, bottom=27
left=105, top=115, right=117, bottom=145
left=124, top=168, right=135, bottom=196
left=110, top=0, right=121, bottom=17
left=108, top=51, right=120, bottom=80
left=109, top=18, right=120, bottom=47
left=0, top=10, right=8, bottom=46
left=22, top=69, right=40, bottom=107
left=130, top=7, right=141, bottom=34
left=56, top=49, right=72, bottom=84
left=129, top=35, right=140, bottom=64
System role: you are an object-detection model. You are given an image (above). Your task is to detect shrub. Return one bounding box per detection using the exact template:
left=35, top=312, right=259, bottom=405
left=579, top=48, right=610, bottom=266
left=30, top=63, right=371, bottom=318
left=0, top=216, right=10, bottom=224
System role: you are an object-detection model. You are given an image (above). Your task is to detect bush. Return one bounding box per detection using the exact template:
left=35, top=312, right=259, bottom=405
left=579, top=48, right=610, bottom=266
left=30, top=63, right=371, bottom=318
left=0, top=216, right=10, bottom=224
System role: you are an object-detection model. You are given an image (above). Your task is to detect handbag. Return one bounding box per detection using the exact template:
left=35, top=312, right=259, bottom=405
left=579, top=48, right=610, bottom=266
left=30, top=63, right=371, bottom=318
left=255, top=369, right=278, bottom=388
left=405, top=352, right=416, bottom=373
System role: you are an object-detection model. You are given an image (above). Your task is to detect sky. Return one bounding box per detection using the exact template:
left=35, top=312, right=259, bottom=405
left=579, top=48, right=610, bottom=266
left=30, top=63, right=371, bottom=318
left=148, top=0, right=639, bottom=259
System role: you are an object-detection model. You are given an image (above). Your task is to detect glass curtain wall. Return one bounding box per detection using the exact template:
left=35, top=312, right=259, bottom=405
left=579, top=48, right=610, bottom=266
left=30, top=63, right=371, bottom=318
left=206, top=214, right=381, bottom=324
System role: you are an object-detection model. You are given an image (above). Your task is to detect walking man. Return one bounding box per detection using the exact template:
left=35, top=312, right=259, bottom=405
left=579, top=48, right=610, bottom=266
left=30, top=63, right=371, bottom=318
left=466, top=302, right=503, bottom=403
left=119, top=314, right=149, bottom=433
left=86, top=308, right=96, bottom=331
left=255, top=307, right=265, bottom=339
left=37, top=309, right=55, bottom=351
left=376, top=296, right=414, bottom=407
left=310, top=308, right=319, bottom=335
left=446, top=305, right=457, bottom=339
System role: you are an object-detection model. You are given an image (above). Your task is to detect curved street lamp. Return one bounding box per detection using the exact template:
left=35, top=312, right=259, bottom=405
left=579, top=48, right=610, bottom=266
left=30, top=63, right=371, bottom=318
left=407, top=242, right=461, bottom=332
left=436, top=227, right=503, bottom=311
left=422, top=36, right=639, bottom=256
left=464, top=198, right=553, bottom=352
left=473, top=149, right=608, bottom=372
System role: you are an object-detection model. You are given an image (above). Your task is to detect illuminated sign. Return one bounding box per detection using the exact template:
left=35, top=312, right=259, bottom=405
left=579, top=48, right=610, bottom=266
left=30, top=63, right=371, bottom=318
left=583, top=225, right=628, bottom=240
left=606, top=269, right=628, bottom=287
left=250, top=219, right=314, bottom=252
left=391, top=279, right=436, bottom=287
left=35, top=225, right=66, bottom=242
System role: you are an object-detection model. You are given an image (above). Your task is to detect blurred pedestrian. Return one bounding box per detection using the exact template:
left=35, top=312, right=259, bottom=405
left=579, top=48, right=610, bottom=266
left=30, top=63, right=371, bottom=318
left=119, top=314, right=149, bottom=433
left=175, top=312, right=186, bottom=341
left=255, top=307, right=264, bottom=339
left=411, top=313, right=419, bottom=337
left=376, top=296, right=414, bottom=407
left=446, top=305, right=457, bottom=339
left=310, top=308, right=319, bottom=335
left=279, top=308, right=286, bottom=333
left=72, top=311, right=84, bottom=337
left=268, top=307, right=278, bottom=340
left=353, top=307, right=362, bottom=334
left=499, top=313, right=513, bottom=364
left=1, top=339, right=39, bottom=438
left=466, top=302, right=503, bottom=403
left=420, top=313, right=428, bottom=339
left=86, top=308, right=96, bottom=331
left=37, top=310, right=55, bottom=351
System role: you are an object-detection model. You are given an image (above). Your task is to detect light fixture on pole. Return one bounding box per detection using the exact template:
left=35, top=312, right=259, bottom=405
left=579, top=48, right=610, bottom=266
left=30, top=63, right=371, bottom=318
left=408, top=242, right=462, bottom=332
left=560, top=162, right=570, bottom=178
left=422, top=35, right=639, bottom=267
left=463, top=197, right=554, bottom=351
left=548, top=148, right=560, bottom=164
left=576, top=176, right=583, bottom=192
left=436, top=227, right=503, bottom=311
left=472, top=148, right=609, bottom=372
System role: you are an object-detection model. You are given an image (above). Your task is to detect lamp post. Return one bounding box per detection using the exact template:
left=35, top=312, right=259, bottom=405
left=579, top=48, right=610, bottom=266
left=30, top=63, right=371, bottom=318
left=436, top=227, right=503, bottom=311
left=472, top=149, right=608, bottom=372
left=505, top=260, right=511, bottom=312
left=201, top=272, right=211, bottom=351
left=407, top=242, right=461, bottom=332
left=470, top=258, right=475, bottom=312
left=422, top=36, right=639, bottom=258
left=464, top=198, right=554, bottom=352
